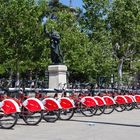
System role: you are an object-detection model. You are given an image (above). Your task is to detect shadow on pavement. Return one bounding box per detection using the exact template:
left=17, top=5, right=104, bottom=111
left=70, top=119, right=140, bottom=127
left=16, top=122, right=39, bottom=126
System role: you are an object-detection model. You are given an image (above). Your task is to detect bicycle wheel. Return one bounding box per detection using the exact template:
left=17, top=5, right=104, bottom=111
left=104, top=104, right=115, bottom=114
left=21, top=107, right=43, bottom=125
left=135, top=102, right=140, bottom=109
left=59, top=108, right=75, bottom=120
left=115, top=103, right=126, bottom=112
left=43, top=110, right=60, bottom=123
left=95, top=105, right=106, bottom=115
left=80, top=104, right=97, bottom=117
left=125, top=103, right=134, bottom=111
left=0, top=112, right=18, bottom=129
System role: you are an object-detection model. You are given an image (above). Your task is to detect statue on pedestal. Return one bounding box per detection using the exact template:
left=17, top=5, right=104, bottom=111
left=42, top=16, right=63, bottom=64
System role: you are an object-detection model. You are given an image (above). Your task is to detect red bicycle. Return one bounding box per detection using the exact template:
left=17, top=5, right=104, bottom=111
left=35, top=90, right=61, bottom=123
left=0, top=90, right=20, bottom=129
left=9, top=89, right=44, bottom=125
left=54, top=87, right=98, bottom=120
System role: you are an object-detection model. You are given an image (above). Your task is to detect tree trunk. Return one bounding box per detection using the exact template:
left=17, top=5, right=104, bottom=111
left=8, top=69, right=13, bottom=87
left=118, top=58, right=124, bottom=89
left=29, top=70, right=33, bottom=80
left=15, top=54, right=20, bottom=87
left=15, top=72, right=20, bottom=87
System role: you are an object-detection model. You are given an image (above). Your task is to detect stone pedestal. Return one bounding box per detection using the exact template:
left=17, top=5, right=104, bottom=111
left=48, top=65, right=67, bottom=89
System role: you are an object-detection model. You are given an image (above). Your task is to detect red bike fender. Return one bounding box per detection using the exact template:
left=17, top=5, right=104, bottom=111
left=134, top=95, right=140, bottom=102
left=42, top=98, right=61, bottom=111
left=102, top=96, right=116, bottom=105
left=1, top=99, right=20, bottom=114
left=124, top=95, right=133, bottom=103
left=59, top=97, right=75, bottom=109
left=114, top=95, right=128, bottom=104
left=93, top=96, right=106, bottom=106
left=23, top=98, right=45, bottom=112
left=80, top=96, right=98, bottom=107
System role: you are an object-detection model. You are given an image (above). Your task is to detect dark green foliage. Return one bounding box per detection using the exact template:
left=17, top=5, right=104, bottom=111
left=0, top=0, right=139, bottom=84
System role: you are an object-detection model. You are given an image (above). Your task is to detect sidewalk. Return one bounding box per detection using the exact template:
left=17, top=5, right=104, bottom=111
left=1, top=109, right=140, bottom=140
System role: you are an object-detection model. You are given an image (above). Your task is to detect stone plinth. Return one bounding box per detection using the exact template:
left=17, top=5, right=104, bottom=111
left=48, top=65, right=67, bottom=89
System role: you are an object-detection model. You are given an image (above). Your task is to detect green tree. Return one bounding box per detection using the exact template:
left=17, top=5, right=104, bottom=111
left=108, top=0, right=140, bottom=87
left=0, top=0, right=48, bottom=81
left=0, top=0, right=96, bottom=83
left=80, top=0, right=114, bottom=83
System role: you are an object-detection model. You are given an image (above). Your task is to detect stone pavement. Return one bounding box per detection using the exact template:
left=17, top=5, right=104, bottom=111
left=1, top=109, right=140, bottom=140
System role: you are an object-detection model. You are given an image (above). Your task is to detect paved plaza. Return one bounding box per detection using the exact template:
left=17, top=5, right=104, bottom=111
left=1, top=109, right=140, bottom=140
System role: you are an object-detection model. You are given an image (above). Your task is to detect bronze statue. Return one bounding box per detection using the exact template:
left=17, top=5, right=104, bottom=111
left=43, top=17, right=63, bottom=64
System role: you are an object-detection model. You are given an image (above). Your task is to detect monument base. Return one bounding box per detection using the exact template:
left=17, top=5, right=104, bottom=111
left=48, top=64, right=67, bottom=89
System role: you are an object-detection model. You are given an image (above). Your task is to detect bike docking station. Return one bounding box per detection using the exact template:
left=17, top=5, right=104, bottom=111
left=48, top=64, right=68, bottom=97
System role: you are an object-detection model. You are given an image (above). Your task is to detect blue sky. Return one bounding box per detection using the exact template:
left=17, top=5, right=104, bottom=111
left=60, top=0, right=83, bottom=8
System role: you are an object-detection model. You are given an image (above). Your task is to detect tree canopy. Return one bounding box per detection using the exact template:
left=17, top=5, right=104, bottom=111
left=0, top=0, right=139, bottom=86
